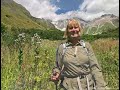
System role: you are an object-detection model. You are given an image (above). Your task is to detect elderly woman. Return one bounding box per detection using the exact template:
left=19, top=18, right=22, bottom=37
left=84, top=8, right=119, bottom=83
left=51, top=19, right=106, bottom=90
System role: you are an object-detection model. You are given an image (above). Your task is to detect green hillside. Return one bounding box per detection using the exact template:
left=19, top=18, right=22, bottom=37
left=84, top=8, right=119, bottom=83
left=1, top=0, right=55, bottom=30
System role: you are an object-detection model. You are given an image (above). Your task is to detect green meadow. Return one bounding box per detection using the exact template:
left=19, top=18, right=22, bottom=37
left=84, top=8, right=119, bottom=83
left=1, top=23, right=119, bottom=90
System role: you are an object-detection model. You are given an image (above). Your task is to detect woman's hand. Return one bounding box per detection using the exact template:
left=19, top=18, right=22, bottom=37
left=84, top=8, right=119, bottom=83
left=51, top=72, right=60, bottom=81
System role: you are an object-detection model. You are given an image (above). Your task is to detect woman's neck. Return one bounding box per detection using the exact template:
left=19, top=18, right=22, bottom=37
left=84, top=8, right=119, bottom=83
left=69, top=38, right=80, bottom=46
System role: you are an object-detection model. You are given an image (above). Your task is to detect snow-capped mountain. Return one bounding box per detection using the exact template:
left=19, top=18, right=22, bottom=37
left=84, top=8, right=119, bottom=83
left=51, top=17, right=89, bottom=31
left=52, top=14, right=119, bottom=35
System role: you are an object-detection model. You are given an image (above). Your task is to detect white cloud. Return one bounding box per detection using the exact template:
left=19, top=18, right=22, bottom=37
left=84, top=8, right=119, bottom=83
left=13, top=0, right=59, bottom=20
left=57, top=0, right=60, bottom=3
left=80, top=0, right=119, bottom=16
left=13, top=0, right=119, bottom=21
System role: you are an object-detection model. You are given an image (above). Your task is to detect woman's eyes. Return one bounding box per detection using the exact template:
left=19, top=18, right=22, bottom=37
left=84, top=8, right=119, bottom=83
left=69, top=27, right=73, bottom=29
left=69, top=27, right=78, bottom=29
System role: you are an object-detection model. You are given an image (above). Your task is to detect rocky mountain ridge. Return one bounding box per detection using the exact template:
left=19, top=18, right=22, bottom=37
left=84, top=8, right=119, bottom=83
left=51, top=14, right=119, bottom=35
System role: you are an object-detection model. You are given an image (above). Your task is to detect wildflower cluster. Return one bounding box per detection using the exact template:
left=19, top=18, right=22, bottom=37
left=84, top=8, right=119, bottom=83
left=31, top=33, right=42, bottom=73
left=31, top=33, right=41, bottom=47
left=15, top=33, right=26, bottom=48
left=15, top=33, right=26, bottom=70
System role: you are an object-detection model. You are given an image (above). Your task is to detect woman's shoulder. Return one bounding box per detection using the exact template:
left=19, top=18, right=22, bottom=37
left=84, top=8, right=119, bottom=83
left=80, top=40, right=90, bottom=45
left=80, top=40, right=92, bottom=49
left=83, top=40, right=94, bottom=52
left=57, top=41, right=67, bottom=53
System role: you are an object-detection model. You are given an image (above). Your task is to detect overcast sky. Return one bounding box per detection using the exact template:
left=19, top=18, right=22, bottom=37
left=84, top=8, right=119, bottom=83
left=13, top=0, right=119, bottom=21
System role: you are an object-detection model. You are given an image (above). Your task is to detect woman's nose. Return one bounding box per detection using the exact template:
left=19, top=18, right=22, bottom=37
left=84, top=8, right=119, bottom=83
left=71, top=29, right=77, bottom=32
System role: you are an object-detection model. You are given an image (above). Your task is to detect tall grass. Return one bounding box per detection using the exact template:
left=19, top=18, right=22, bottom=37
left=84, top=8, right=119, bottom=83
left=91, top=38, right=119, bottom=89
left=1, top=36, right=60, bottom=90
left=1, top=32, right=119, bottom=90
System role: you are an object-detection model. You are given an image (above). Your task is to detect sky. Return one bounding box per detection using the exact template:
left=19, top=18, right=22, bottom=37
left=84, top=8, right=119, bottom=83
left=13, top=0, right=119, bottom=21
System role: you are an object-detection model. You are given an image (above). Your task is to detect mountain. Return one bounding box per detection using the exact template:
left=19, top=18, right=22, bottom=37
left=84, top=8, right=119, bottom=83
left=1, top=0, right=119, bottom=35
left=85, top=14, right=119, bottom=35
left=51, top=17, right=89, bottom=31
left=1, top=0, right=56, bottom=30
left=52, top=14, right=119, bottom=35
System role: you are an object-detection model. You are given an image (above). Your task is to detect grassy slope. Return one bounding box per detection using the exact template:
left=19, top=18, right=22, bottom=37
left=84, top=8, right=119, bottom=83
left=1, top=6, right=41, bottom=29
left=1, top=0, right=55, bottom=30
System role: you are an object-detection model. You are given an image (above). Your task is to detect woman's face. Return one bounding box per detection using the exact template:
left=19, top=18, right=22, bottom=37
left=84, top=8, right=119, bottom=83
left=67, top=25, right=80, bottom=38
